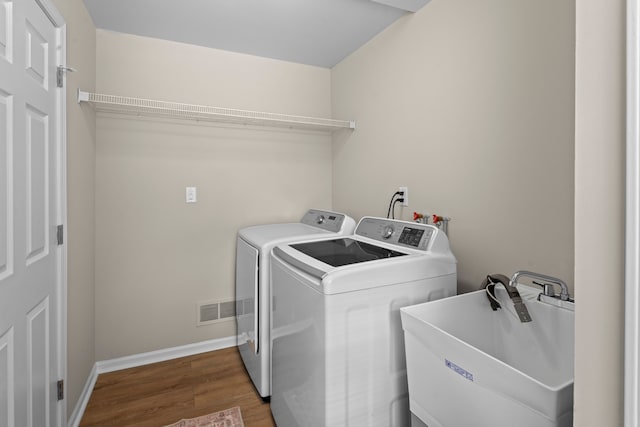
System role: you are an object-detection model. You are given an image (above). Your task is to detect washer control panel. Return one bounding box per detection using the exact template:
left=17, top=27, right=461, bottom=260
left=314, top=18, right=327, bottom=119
left=355, top=217, right=435, bottom=251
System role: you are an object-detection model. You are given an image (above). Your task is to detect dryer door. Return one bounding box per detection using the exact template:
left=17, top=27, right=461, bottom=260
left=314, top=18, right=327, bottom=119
left=236, top=237, right=260, bottom=353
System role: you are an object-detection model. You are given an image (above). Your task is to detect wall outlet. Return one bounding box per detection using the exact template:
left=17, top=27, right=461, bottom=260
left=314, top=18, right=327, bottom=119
left=399, top=186, right=408, bottom=207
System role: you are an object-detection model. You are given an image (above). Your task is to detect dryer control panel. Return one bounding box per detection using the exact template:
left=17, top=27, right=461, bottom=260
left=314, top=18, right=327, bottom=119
left=355, top=217, right=436, bottom=251
left=300, top=209, right=353, bottom=233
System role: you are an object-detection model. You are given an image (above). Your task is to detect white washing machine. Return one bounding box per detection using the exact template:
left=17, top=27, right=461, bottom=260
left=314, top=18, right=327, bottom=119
left=235, top=209, right=356, bottom=398
left=270, top=217, right=457, bottom=426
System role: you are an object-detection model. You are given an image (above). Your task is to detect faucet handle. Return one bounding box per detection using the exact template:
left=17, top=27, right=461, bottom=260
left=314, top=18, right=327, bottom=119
left=532, top=280, right=556, bottom=297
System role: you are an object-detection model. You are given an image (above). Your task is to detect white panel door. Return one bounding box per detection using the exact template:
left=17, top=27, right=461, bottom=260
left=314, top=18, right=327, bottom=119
left=0, top=0, right=64, bottom=426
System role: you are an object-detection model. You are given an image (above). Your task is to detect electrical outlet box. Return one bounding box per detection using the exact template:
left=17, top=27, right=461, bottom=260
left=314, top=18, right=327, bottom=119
left=399, top=186, right=408, bottom=207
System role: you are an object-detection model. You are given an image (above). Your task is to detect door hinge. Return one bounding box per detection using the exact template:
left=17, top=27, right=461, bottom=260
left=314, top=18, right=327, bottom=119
left=56, top=224, right=63, bottom=245
left=56, top=66, right=76, bottom=88
left=57, top=379, right=64, bottom=401
left=56, top=67, right=63, bottom=88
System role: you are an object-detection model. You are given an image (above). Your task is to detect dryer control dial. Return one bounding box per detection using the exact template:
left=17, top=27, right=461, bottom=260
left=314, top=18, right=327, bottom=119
left=316, top=215, right=325, bottom=224
left=382, top=225, right=394, bottom=239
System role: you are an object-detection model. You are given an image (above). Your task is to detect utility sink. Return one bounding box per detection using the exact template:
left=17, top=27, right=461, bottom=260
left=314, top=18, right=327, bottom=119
left=400, top=285, right=574, bottom=427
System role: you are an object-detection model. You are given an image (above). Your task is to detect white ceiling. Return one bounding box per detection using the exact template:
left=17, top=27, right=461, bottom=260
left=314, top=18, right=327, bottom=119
left=83, top=0, right=428, bottom=68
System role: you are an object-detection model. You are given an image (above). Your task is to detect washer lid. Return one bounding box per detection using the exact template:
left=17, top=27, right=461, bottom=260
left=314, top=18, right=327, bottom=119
left=290, top=238, right=408, bottom=267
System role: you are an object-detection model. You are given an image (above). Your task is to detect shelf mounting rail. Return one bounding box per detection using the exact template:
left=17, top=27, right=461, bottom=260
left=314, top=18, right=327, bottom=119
left=77, top=90, right=355, bottom=131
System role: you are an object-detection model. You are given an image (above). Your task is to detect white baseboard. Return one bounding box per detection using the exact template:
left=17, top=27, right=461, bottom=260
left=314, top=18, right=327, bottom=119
left=96, top=335, right=237, bottom=373
left=67, top=363, right=98, bottom=427
left=67, top=336, right=237, bottom=427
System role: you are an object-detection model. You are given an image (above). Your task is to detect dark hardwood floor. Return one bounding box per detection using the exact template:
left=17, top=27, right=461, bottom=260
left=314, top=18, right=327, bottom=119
left=79, top=347, right=275, bottom=427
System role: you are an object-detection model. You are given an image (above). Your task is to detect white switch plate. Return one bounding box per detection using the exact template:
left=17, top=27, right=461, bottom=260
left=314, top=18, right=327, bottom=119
left=186, top=187, right=197, bottom=203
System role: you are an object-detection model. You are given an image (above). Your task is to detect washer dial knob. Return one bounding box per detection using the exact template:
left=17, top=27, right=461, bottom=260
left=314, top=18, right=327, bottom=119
left=382, top=225, right=394, bottom=239
left=316, top=215, right=325, bottom=224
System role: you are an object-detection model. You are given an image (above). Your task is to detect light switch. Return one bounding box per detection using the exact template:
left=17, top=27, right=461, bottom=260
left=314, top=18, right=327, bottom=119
left=186, top=187, right=197, bottom=203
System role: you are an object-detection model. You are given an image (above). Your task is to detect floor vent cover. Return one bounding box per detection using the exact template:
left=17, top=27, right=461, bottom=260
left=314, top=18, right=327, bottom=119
left=197, top=299, right=235, bottom=326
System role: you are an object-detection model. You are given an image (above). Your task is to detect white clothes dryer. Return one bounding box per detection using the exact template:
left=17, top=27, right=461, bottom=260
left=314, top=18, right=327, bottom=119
left=270, top=217, right=457, bottom=426
left=235, top=209, right=356, bottom=398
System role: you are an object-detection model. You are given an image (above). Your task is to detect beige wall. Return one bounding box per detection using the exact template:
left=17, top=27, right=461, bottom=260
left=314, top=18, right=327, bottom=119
left=574, top=0, right=625, bottom=424
left=49, top=0, right=628, bottom=422
left=49, top=0, right=96, bottom=417
left=94, top=31, right=333, bottom=359
left=331, top=0, right=575, bottom=294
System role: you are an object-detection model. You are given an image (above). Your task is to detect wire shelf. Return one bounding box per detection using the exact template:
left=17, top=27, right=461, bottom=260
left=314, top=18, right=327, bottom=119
left=77, top=90, right=355, bottom=131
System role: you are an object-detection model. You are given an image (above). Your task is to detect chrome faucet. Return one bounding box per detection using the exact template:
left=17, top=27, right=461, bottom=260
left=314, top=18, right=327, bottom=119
left=510, top=270, right=571, bottom=301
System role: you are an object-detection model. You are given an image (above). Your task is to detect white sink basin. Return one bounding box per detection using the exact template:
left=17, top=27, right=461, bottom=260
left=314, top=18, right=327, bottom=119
left=400, top=285, right=574, bottom=427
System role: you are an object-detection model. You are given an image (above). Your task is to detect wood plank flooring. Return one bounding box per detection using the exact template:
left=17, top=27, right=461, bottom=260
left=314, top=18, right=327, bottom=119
left=80, top=347, right=275, bottom=427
